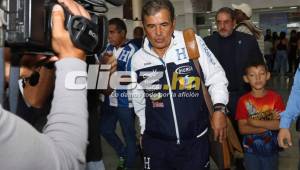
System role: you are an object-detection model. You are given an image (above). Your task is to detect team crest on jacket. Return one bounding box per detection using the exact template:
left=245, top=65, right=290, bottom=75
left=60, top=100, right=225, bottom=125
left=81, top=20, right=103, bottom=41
left=149, top=92, right=164, bottom=108
left=149, top=92, right=163, bottom=101
left=178, top=75, right=197, bottom=89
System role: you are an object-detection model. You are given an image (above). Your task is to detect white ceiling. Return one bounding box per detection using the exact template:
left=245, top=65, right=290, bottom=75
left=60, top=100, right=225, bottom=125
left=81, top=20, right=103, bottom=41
left=169, top=0, right=300, bottom=11
left=108, top=0, right=300, bottom=14
left=212, top=0, right=300, bottom=10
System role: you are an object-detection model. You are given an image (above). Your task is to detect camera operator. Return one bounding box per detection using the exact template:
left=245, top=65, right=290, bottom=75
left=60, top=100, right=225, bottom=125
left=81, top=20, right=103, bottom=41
left=0, top=1, right=97, bottom=169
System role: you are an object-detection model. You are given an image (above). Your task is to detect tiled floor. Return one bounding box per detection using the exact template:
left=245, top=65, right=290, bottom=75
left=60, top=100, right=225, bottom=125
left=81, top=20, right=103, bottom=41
left=101, top=74, right=299, bottom=170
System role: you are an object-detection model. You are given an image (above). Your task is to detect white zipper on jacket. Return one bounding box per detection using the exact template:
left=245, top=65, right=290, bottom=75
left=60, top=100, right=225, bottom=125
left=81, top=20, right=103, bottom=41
left=164, top=63, right=181, bottom=144
left=144, top=39, right=181, bottom=144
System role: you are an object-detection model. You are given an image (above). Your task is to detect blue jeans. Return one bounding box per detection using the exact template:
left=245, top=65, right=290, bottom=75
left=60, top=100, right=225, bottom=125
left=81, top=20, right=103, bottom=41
left=86, top=160, right=105, bottom=170
left=100, top=105, right=136, bottom=168
left=273, top=50, right=289, bottom=75
left=244, top=153, right=278, bottom=170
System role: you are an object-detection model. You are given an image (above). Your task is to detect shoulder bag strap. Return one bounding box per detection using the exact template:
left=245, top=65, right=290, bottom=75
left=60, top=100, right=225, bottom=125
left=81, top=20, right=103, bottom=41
left=183, top=28, right=213, bottom=116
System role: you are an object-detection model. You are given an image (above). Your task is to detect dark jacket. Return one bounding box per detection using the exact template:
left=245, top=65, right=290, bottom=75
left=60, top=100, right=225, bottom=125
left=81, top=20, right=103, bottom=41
left=204, top=31, right=264, bottom=93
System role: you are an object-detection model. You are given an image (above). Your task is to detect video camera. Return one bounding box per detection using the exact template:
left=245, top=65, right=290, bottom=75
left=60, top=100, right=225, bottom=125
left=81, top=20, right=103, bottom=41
left=1, top=0, right=124, bottom=55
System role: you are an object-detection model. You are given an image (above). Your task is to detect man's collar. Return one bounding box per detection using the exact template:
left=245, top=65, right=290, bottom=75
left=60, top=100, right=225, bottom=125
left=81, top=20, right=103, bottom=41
left=110, top=39, right=131, bottom=49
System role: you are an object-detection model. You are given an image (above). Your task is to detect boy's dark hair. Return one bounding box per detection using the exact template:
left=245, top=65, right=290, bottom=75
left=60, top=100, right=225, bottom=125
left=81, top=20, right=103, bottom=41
left=142, top=0, right=175, bottom=23
left=108, top=18, right=127, bottom=35
left=244, top=60, right=268, bottom=75
left=216, top=7, right=235, bottom=21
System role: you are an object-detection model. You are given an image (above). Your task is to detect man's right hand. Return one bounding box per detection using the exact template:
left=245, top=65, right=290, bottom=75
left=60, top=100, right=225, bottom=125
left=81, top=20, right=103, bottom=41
left=278, top=128, right=292, bottom=148
left=51, top=0, right=91, bottom=61
left=211, top=111, right=227, bottom=143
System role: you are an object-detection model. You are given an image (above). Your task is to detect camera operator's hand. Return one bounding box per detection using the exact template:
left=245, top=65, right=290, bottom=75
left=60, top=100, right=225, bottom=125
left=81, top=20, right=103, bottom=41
left=20, top=55, right=58, bottom=70
left=100, top=52, right=117, bottom=95
left=100, top=52, right=117, bottom=73
left=20, top=55, right=58, bottom=108
left=51, top=1, right=90, bottom=61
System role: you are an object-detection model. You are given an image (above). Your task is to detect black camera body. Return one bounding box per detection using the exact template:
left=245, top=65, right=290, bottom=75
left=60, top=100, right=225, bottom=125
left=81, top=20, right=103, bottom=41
left=5, top=0, right=50, bottom=52
left=4, top=0, right=109, bottom=54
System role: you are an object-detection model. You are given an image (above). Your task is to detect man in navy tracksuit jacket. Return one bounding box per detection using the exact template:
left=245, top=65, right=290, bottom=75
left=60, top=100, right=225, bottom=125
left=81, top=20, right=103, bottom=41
left=130, top=1, right=229, bottom=169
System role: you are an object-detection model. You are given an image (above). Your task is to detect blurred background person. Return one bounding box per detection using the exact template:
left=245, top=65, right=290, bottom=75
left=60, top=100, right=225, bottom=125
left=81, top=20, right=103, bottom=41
left=288, top=30, right=298, bottom=74
left=130, top=26, right=144, bottom=49
left=265, top=32, right=274, bottom=71
left=233, top=3, right=264, bottom=55
left=273, top=31, right=289, bottom=76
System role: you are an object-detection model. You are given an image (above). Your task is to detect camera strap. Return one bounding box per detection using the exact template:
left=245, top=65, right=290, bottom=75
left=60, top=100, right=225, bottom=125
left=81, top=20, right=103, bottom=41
left=67, top=15, right=99, bottom=54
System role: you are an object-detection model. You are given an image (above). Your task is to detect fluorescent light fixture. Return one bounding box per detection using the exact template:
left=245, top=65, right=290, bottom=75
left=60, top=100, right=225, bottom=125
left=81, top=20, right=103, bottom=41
left=290, top=6, right=298, bottom=9
left=287, top=23, right=300, bottom=28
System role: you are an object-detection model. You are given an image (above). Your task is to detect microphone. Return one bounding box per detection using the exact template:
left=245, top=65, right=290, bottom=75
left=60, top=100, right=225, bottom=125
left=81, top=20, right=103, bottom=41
left=105, top=0, right=125, bottom=6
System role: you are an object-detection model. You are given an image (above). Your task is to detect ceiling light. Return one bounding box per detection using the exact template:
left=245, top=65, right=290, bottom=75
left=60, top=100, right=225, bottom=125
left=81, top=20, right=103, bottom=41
left=287, top=23, right=300, bottom=28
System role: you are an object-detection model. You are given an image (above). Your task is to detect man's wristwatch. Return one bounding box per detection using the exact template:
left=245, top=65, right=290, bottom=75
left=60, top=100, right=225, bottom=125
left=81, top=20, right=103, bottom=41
left=213, top=103, right=229, bottom=115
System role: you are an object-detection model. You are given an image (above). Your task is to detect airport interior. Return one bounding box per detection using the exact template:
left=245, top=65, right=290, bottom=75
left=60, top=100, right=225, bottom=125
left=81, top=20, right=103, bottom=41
left=105, top=1, right=300, bottom=169
left=0, top=0, right=300, bottom=170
